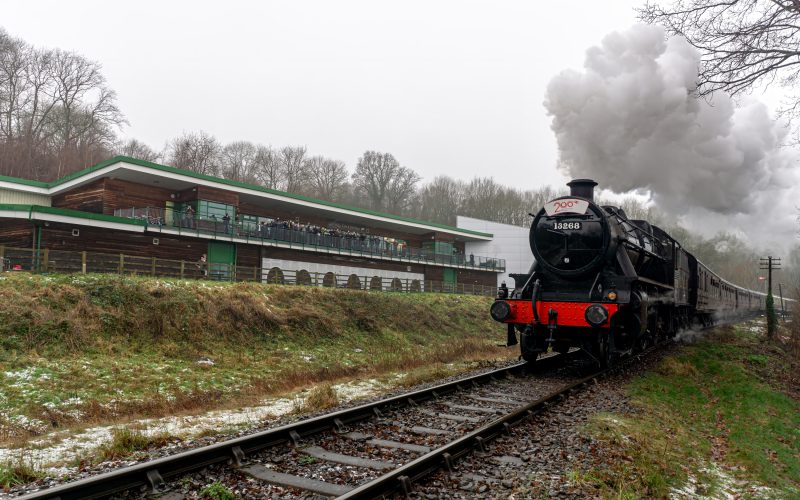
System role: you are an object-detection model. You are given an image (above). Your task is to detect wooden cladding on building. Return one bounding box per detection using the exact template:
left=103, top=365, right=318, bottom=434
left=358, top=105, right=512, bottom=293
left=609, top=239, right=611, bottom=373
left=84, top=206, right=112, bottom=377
left=52, top=179, right=106, bottom=213
left=0, top=220, right=33, bottom=248
left=236, top=244, right=261, bottom=268
left=40, top=223, right=207, bottom=262
left=52, top=178, right=174, bottom=215
left=102, top=179, right=174, bottom=215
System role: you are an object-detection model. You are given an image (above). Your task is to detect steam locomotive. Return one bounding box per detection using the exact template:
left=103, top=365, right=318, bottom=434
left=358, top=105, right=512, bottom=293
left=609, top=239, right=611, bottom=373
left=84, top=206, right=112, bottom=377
left=490, top=179, right=767, bottom=367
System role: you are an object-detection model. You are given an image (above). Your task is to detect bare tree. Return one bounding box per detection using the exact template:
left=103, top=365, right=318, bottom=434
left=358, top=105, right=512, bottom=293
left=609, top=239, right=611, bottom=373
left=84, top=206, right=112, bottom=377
left=220, top=140, right=258, bottom=183
left=19, top=47, right=58, bottom=179
left=0, top=30, right=122, bottom=180
left=352, top=151, right=420, bottom=212
left=279, top=145, right=308, bottom=194
left=640, top=1, right=800, bottom=116
left=416, top=176, right=464, bottom=224
left=117, top=138, right=160, bottom=162
left=306, top=155, right=348, bottom=201
left=385, top=165, right=421, bottom=214
left=50, top=49, right=125, bottom=177
left=0, top=30, right=27, bottom=144
left=458, top=177, right=508, bottom=222
left=165, top=131, right=221, bottom=176
left=254, top=145, right=283, bottom=190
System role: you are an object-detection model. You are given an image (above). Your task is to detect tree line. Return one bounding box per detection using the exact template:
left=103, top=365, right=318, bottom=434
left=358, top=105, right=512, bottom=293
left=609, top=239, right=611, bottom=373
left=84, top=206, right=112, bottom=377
left=125, top=131, right=567, bottom=228
left=0, top=28, right=124, bottom=180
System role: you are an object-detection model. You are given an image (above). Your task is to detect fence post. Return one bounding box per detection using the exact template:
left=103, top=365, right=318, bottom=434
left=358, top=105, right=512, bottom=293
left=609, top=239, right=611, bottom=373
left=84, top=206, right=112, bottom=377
left=42, top=249, right=49, bottom=272
left=253, top=266, right=258, bottom=281
left=119, top=254, right=124, bottom=274
left=0, top=245, right=4, bottom=260
left=151, top=257, right=156, bottom=276
left=81, top=251, right=87, bottom=273
left=180, top=260, right=185, bottom=279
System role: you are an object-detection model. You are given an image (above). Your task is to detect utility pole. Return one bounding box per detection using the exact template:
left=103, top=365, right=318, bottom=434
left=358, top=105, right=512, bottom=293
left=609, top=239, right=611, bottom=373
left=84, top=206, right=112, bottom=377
left=759, top=256, right=781, bottom=296
left=759, top=256, right=781, bottom=340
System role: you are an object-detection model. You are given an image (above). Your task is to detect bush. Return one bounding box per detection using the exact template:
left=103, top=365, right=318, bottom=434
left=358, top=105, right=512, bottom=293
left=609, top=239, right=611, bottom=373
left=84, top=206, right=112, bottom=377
left=766, top=293, right=778, bottom=340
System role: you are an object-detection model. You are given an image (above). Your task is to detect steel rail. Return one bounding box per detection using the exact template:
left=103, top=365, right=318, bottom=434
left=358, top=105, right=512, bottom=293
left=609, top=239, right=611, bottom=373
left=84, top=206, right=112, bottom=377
left=338, top=346, right=658, bottom=499
left=18, top=354, right=573, bottom=500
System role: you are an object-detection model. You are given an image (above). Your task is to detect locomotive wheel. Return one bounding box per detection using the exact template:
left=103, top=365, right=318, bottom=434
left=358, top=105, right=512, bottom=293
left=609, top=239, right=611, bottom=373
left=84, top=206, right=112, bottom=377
left=597, top=331, right=615, bottom=368
left=520, top=332, right=538, bottom=363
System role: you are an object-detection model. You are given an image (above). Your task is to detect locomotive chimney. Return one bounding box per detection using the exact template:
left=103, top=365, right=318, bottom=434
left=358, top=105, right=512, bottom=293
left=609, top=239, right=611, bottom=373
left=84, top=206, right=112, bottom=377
left=567, top=179, right=598, bottom=201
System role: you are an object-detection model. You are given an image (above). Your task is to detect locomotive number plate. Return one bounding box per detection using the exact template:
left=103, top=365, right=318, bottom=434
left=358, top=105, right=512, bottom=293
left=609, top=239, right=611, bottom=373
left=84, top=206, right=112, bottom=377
left=553, top=221, right=582, bottom=230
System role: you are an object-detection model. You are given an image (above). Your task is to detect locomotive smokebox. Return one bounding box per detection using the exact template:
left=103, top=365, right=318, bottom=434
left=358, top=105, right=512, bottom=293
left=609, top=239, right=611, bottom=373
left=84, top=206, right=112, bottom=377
left=567, top=179, right=598, bottom=201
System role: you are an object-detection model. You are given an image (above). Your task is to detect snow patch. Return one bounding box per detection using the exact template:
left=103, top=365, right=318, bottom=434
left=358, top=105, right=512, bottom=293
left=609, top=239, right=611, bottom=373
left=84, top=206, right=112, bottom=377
left=671, top=463, right=775, bottom=499
left=0, top=377, right=387, bottom=475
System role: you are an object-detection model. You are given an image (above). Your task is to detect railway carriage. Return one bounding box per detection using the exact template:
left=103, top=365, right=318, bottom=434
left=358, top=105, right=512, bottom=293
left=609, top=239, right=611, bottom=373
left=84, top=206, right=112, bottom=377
left=490, top=179, right=768, bottom=367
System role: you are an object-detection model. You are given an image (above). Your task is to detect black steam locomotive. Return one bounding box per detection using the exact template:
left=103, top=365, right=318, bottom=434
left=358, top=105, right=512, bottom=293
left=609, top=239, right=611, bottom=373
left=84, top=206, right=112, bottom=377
left=490, top=179, right=766, bottom=367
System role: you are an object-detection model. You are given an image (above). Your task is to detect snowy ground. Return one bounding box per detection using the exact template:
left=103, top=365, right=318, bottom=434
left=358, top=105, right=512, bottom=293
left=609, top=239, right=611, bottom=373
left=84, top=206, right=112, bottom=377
left=0, top=378, right=390, bottom=476
left=671, top=464, right=775, bottom=499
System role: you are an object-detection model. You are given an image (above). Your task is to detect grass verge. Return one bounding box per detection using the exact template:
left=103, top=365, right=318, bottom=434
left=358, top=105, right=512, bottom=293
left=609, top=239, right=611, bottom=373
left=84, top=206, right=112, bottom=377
left=0, top=272, right=510, bottom=444
left=570, top=320, right=799, bottom=498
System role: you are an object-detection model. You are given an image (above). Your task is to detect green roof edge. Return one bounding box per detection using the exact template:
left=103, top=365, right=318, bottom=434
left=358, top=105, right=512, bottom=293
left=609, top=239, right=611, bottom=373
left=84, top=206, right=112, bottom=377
left=46, top=155, right=493, bottom=238
left=0, top=173, right=50, bottom=188
left=0, top=204, right=146, bottom=226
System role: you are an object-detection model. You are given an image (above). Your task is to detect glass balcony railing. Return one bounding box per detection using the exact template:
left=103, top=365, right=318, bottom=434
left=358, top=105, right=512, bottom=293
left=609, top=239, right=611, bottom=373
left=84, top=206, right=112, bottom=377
left=113, top=206, right=506, bottom=272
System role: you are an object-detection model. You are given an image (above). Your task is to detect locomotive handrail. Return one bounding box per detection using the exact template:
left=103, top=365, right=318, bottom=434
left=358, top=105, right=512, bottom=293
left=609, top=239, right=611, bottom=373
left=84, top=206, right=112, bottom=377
left=619, top=239, right=668, bottom=261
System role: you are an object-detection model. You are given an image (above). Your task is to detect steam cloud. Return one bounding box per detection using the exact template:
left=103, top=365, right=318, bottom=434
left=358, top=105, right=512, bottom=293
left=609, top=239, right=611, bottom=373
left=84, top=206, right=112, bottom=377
left=544, top=24, right=798, bottom=248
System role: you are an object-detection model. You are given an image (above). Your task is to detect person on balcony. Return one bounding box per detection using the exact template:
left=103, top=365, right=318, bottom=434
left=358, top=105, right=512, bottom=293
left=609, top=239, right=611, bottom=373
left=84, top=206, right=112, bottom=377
left=184, top=205, right=195, bottom=229
left=223, top=213, right=231, bottom=234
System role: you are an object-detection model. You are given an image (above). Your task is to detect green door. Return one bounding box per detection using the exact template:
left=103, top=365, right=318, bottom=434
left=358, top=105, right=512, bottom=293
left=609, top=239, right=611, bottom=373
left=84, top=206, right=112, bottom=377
left=443, top=268, right=456, bottom=292
left=208, top=242, right=236, bottom=280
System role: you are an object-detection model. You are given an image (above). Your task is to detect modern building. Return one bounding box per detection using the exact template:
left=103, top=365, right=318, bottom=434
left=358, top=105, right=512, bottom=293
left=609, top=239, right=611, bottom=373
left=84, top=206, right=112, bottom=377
left=457, top=215, right=532, bottom=287
left=0, top=157, right=504, bottom=288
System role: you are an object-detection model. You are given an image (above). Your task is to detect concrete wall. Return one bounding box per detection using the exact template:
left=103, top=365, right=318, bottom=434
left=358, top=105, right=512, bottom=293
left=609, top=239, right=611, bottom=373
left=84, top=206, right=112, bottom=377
left=456, top=215, right=533, bottom=287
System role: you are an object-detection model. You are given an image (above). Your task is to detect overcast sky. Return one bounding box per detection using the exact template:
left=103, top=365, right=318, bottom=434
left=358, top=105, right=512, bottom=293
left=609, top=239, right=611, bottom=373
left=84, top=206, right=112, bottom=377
left=2, top=0, right=642, bottom=191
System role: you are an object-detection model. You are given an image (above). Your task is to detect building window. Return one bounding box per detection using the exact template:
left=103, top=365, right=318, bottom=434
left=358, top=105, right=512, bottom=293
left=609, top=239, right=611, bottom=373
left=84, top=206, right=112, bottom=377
left=197, top=200, right=236, bottom=222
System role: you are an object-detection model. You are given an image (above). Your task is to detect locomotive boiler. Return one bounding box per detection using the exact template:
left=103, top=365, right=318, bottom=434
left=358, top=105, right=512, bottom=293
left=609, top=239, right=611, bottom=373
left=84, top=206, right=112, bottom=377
left=490, top=179, right=765, bottom=367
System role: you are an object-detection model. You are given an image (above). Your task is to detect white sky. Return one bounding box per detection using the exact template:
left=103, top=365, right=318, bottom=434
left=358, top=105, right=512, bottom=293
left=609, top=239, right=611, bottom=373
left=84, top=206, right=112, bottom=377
left=2, top=0, right=642, bottom=191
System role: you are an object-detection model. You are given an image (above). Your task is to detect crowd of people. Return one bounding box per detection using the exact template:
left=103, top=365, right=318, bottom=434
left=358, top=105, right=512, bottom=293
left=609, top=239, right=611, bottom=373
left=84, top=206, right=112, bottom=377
left=248, top=217, right=409, bottom=256
left=130, top=205, right=491, bottom=268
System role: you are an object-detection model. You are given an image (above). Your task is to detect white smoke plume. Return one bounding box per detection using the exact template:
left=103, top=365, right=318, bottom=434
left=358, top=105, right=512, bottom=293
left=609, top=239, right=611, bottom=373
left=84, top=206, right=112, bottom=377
left=544, top=24, right=799, bottom=249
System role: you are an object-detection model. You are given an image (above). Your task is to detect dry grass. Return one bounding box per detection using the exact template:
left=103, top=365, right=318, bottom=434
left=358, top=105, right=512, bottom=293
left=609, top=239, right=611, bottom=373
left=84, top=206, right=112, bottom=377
left=788, top=306, right=800, bottom=357
left=293, top=384, right=340, bottom=413
left=96, top=428, right=175, bottom=461
left=657, top=357, right=699, bottom=377
left=0, top=458, right=43, bottom=488
left=397, top=364, right=464, bottom=387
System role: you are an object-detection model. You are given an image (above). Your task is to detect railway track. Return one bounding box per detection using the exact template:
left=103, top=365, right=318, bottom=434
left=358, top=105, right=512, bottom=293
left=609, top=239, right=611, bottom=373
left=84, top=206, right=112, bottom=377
left=17, top=348, right=653, bottom=500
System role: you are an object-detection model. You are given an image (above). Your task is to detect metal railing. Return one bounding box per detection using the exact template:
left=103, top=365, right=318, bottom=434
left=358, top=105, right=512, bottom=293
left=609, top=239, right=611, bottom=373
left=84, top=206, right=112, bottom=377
left=112, top=206, right=505, bottom=272
left=0, top=246, right=497, bottom=296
